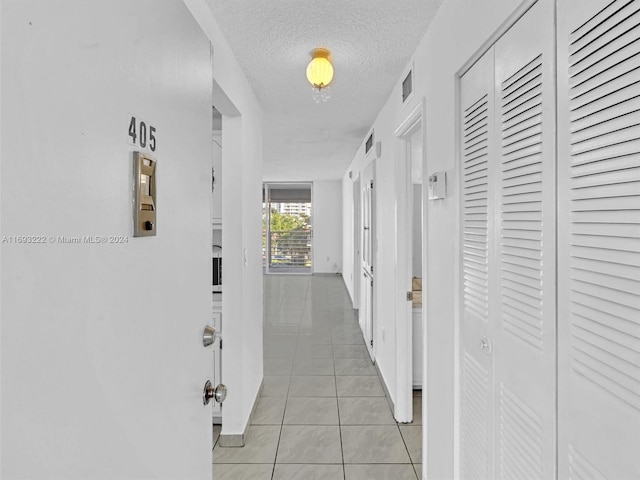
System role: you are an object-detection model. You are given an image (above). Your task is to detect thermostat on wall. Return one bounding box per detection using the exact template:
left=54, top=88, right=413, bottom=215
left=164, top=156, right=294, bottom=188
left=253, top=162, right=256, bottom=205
left=428, top=171, right=447, bottom=200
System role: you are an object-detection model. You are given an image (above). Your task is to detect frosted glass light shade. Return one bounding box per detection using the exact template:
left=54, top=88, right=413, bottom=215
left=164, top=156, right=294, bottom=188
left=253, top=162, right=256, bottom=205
left=306, top=48, right=333, bottom=89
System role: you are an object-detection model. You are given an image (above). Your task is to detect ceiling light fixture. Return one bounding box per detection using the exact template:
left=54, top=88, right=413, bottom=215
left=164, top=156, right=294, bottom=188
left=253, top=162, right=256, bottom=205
left=306, top=48, right=333, bottom=103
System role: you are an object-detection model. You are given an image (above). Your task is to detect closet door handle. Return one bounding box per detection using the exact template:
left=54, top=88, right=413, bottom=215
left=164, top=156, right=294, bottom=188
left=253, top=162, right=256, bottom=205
left=479, top=337, right=492, bottom=355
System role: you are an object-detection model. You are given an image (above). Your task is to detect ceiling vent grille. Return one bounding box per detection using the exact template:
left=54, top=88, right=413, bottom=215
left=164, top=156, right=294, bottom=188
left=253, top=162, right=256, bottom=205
left=402, top=70, right=413, bottom=103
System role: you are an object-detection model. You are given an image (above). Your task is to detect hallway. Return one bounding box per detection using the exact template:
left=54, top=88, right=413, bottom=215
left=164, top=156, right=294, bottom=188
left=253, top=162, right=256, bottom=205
left=213, top=274, right=422, bottom=480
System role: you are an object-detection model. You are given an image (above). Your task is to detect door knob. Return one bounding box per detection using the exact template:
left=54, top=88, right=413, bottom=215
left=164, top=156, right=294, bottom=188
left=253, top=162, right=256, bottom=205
left=203, top=380, right=227, bottom=405
left=479, top=337, right=492, bottom=354
left=203, top=325, right=216, bottom=347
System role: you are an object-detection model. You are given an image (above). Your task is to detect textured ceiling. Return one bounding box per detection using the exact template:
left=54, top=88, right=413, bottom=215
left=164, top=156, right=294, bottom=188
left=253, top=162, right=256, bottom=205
left=206, top=0, right=444, bottom=181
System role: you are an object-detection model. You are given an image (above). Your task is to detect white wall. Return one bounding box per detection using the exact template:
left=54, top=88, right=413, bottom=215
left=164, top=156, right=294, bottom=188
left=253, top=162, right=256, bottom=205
left=342, top=177, right=355, bottom=300
left=1, top=1, right=214, bottom=477
left=313, top=181, right=343, bottom=274
left=342, top=139, right=399, bottom=402
left=341, top=1, right=534, bottom=478
left=184, top=0, right=265, bottom=440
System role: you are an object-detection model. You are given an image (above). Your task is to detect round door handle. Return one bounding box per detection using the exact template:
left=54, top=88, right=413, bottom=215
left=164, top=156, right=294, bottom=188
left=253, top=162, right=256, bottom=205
left=479, top=337, right=492, bottom=354
left=214, top=383, right=227, bottom=403
left=203, top=380, right=227, bottom=405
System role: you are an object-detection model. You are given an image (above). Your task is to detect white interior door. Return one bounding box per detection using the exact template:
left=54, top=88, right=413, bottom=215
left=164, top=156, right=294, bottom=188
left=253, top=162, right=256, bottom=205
left=1, top=1, right=214, bottom=477
left=557, top=0, right=640, bottom=477
left=361, top=161, right=376, bottom=360
left=460, top=1, right=556, bottom=477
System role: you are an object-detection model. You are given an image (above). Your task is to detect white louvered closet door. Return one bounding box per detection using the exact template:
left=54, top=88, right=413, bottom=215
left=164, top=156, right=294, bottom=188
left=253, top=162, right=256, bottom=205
left=460, top=1, right=556, bottom=478
left=460, top=48, right=496, bottom=480
left=558, top=0, right=640, bottom=478
left=493, top=0, right=557, bottom=478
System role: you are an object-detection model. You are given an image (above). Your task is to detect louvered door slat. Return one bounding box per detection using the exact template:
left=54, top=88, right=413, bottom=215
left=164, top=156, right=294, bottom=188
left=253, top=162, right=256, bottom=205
left=504, top=102, right=543, bottom=127
left=462, top=352, right=490, bottom=479
left=571, top=27, right=640, bottom=82
left=503, top=318, right=543, bottom=342
left=573, top=327, right=639, bottom=368
left=503, top=87, right=543, bottom=116
left=573, top=267, right=640, bottom=295
left=573, top=103, right=640, bottom=139
left=571, top=154, right=640, bottom=176
left=573, top=304, right=639, bottom=344
left=571, top=165, right=640, bottom=187
left=571, top=222, right=640, bottom=241
left=572, top=209, right=640, bottom=224
left=503, top=55, right=543, bottom=93
left=502, top=268, right=542, bottom=288
left=503, top=124, right=542, bottom=147
left=559, top=0, right=640, bottom=476
left=572, top=126, right=640, bottom=156
left=573, top=255, right=640, bottom=278
left=571, top=68, right=640, bottom=111
left=504, top=160, right=543, bottom=178
left=572, top=96, right=640, bottom=131
left=570, top=2, right=640, bottom=59
left=466, top=140, right=489, bottom=153
left=463, top=93, right=490, bottom=318
left=573, top=311, right=640, bottom=348
left=572, top=279, right=639, bottom=309
left=571, top=33, right=640, bottom=84
left=503, top=98, right=544, bottom=126
left=569, top=444, right=608, bottom=480
left=573, top=291, right=638, bottom=324
left=570, top=0, right=638, bottom=48
left=498, top=384, right=544, bottom=480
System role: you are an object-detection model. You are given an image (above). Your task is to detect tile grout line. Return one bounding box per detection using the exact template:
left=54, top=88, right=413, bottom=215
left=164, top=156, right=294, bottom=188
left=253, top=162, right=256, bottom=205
left=332, top=333, right=347, bottom=480
left=264, top=275, right=412, bottom=479
left=268, top=291, right=299, bottom=480
left=397, top=421, right=420, bottom=480
left=268, top=384, right=288, bottom=480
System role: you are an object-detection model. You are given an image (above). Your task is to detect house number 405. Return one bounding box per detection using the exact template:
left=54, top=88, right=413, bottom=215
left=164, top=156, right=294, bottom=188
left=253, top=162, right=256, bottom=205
left=128, top=116, right=156, bottom=152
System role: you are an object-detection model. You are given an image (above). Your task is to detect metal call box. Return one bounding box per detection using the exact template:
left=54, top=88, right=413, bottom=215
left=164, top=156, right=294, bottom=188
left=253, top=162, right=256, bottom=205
left=428, top=171, right=447, bottom=200
left=134, top=152, right=157, bottom=237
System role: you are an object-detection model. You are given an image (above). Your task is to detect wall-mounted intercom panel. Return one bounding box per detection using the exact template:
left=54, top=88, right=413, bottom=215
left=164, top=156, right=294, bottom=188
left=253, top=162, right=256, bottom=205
left=133, top=152, right=157, bottom=237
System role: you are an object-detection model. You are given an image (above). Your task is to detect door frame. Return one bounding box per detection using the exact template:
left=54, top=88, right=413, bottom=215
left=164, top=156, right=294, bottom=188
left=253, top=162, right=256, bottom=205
left=394, top=99, right=426, bottom=423
left=352, top=174, right=361, bottom=310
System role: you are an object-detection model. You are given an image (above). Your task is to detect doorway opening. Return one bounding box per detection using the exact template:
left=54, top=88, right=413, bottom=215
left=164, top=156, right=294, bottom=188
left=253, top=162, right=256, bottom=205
left=394, top=101, right=426, bottom=424
left=210, top=106, right=223, bottom=426
left=262, top=182, right=313, bottom=274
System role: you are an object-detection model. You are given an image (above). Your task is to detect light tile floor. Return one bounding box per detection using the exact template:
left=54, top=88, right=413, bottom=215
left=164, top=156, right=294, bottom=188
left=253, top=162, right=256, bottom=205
left=213, top=274, right=422, bottom=480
